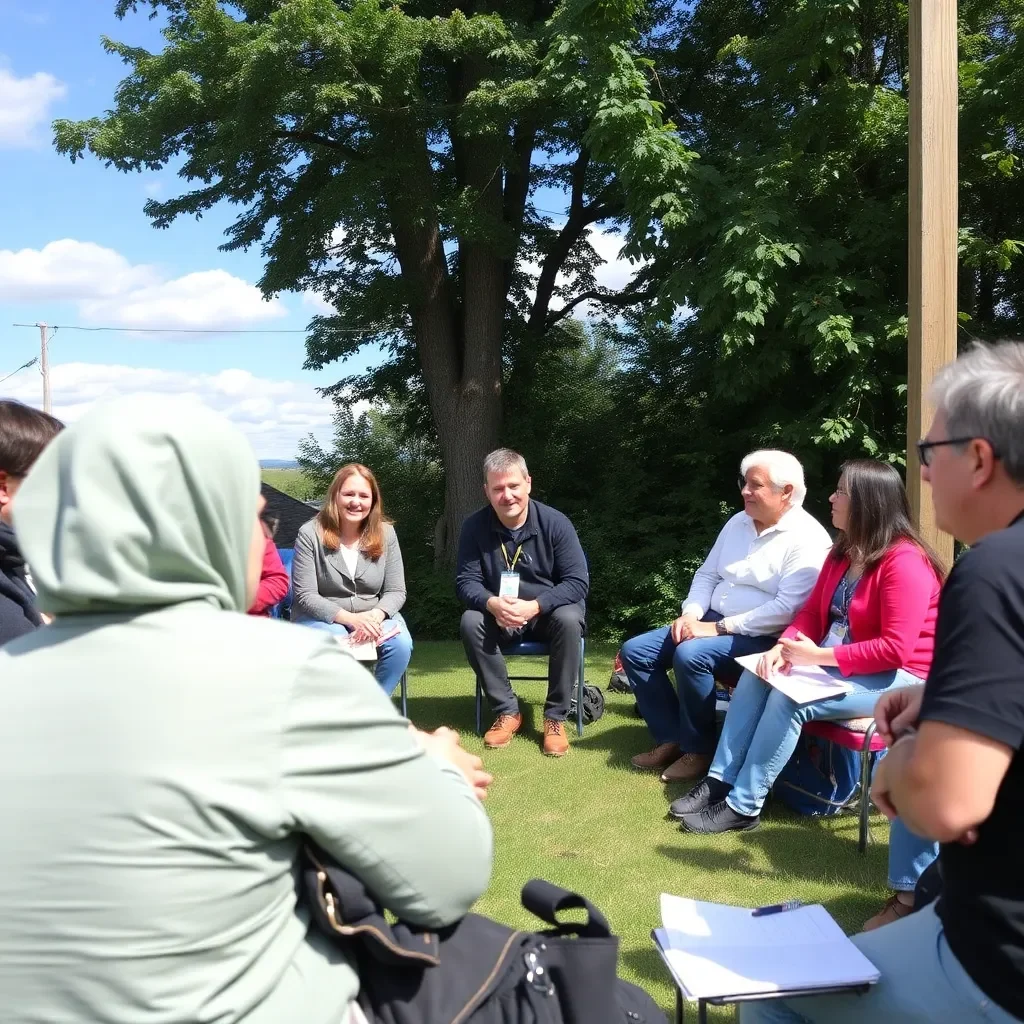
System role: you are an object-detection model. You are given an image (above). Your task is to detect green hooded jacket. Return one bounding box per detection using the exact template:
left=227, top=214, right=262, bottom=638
left=0, top=396, right=493, bottom=1024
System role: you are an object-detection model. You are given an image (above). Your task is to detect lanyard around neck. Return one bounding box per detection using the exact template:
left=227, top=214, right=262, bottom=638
left=501, top=542, right=524, bottom=572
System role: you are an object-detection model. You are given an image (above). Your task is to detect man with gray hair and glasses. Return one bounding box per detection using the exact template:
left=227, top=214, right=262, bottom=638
left=456, top=449, right=588, bottom=758
left=743, top=340, right=1024, bottom=1024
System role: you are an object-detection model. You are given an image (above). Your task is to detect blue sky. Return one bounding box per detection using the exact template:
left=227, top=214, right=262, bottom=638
left=0, top=0, right=632, bottom=457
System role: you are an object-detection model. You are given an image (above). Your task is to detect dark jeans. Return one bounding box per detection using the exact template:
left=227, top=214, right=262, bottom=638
left=620, top=612, right=776, bottom=755
left=460, top=603, right=585, bottom=721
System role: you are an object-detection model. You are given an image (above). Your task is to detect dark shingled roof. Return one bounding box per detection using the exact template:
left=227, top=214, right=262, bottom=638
left=261, top=482, right=317, bottom=549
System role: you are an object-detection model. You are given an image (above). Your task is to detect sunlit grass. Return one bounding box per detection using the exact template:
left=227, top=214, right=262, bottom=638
left=402, top=642, right=894, bottom=1020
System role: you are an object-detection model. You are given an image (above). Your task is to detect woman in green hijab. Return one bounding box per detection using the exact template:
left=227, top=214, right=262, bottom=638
left=0, top=396, right=493, bottom=1024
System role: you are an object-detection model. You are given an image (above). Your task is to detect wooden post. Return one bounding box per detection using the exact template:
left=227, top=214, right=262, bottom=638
left=907, top=0, right=957, bottom=564
left=38, top=322, right=51, bottom=414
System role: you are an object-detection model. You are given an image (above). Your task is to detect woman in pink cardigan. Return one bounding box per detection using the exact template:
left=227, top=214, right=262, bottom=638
left=672, top=460, right=944, bottom=838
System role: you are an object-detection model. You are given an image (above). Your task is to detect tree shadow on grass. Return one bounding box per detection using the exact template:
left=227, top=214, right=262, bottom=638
left=621, top=944, right=673, bottom=992
left=655, top=814, right=891, bottom=932
left=403, top=693, right=548, bottom=739
left=571, top=723, right=653, bottom=769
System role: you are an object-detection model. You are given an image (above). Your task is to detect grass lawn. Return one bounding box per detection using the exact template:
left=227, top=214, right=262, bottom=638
left=403, top=641, right=894, bottom=1021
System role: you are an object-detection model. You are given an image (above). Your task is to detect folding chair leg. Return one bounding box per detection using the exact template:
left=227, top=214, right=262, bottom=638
left=400, top=671, right=408, bottom=718
left=858, top=721, right=877, bottom=854
left=576, top=636, right=585, bottom=737
left=475, top=677, right=483, bottom=736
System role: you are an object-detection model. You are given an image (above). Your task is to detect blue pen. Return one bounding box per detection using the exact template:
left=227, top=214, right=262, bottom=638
left=751, top=900, right=802, bottom=917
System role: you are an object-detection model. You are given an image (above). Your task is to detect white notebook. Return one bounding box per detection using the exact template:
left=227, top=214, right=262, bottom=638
left=654, top=895, right=879, bottom=1001
left=733, top=653, right=853, bottom=705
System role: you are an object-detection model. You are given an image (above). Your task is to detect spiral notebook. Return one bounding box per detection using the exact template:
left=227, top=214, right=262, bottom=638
left=653, top=894, right=879, bottom=1001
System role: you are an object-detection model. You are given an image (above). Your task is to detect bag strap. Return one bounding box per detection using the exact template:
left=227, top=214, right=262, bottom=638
left=520, top=879, right=611, bottom=937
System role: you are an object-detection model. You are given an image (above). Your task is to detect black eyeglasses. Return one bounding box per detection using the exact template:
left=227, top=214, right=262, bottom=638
left=916, top=436, right=997, bottom=467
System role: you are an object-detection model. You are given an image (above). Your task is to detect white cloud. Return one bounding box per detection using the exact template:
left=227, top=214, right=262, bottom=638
left=0, top=239, right=158, bottom=302
left=80, top=269, right=287, bottom=330
left=302, top=290, right=336, bottom=316
left=0, top=66, right=65, bottom=148
left=522, top=227, right=643, bottom=319
left=588, top=229, right=639, bottom=293
left=1, top=361, right=336, bottom=459
left=0, top=239, right=287, bottom=332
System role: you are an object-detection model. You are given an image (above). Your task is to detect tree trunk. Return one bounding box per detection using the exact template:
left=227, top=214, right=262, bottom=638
left=386, top=120, right=506, bottom=567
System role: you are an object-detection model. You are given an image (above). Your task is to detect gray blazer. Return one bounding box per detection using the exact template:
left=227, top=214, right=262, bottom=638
left=291, top=519, right=407, bottom=623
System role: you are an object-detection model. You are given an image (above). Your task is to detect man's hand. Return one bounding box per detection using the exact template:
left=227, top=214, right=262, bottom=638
left=873, top=685, right=925, bottom=747
left=671, top=613, right=701, bottom=644
left=486, top=596, right=539, bottom=629
left=778, top=631, right=827, bottom=666
left=414, top=726, right=493, bottom=800
left=869, top=755, right=899, bottom=821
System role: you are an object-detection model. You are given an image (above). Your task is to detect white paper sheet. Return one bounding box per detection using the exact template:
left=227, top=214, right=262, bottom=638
left=734, top=653, right=852, bottom=704
left=654, top=895, right=879, bottom=1000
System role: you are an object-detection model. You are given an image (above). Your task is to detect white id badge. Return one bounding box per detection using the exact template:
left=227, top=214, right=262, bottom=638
left=499, top=572, right=520, bottom=599
left=823, top=621, right=848, bottom=648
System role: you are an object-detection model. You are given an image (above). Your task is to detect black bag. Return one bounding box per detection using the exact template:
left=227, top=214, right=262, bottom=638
left=302, top=844, right=665, bottom=1024
left=571, top=683, right=605, bottom=724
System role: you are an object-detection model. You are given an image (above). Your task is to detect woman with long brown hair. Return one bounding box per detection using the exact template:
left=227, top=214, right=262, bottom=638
left=671, top=460, right=945, bottom=848
left=291, top=463, right=412, bottom=695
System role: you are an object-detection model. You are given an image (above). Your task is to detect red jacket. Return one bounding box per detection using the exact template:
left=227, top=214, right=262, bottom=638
left=782, top=539, right=941, bottom=679
left=247, top=537, right=290, bottom=616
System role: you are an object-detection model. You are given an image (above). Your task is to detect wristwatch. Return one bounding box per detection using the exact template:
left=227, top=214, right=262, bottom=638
left=715, top=620, right=730, bottom=636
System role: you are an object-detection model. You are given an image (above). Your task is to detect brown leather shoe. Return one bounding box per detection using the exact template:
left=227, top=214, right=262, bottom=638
left=660, top=753, right=712, bottom=783
left=631, top=743, right=683, bottom=772
left=862, top=893, right=914, bottom=932
left=483, top=712, right=523, bottom=749
left=542, top=718, right=569, bottom=757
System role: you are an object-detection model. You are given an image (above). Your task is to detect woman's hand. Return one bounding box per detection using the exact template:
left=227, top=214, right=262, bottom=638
left=757, top=645, right=787, bottom=679
left=778, top=631, right=827, bottom=666
left=414, top=727, right=493, bottom=800
left=345, top=610, right=385, bottom=642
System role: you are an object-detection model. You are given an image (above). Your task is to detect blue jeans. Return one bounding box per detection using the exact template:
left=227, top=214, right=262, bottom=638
left=889, top=816, right=939, bottom=892
left=740, top=904, right=1020, bottom=1023
left=709, top=666, right=922, bottom=817
left=300, top=612, right=413, bottom=697
left=620, top=618, right=776, bottom=754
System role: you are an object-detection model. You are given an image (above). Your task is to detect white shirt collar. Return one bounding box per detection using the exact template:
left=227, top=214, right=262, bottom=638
left=744, top=504, right=802, bottom=536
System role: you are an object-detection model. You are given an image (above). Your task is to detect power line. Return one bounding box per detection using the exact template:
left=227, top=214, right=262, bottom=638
left=0, top=356, right=38, bottom=388
left=12, top=323, right=378, bottom=335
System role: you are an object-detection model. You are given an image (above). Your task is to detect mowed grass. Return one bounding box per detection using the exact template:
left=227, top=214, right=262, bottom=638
left=402, top=641, right=894, bottom=1021
left=261, top=468, right=312, bottom=498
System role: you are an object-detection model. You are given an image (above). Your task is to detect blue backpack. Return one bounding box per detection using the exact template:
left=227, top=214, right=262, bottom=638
left=773, top=733, right=868, bottom=816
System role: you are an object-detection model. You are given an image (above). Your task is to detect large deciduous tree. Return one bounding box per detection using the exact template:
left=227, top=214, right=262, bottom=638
left=55, top=0, right=695, bottom=563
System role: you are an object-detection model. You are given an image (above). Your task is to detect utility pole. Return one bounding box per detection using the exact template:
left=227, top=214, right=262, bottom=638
left=37, top=322, right=51, bottom=414
left=907, top=0, right=957, bottom=565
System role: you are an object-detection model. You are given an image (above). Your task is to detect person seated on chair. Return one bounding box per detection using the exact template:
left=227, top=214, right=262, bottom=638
left=0, top=396, right=493, bottom=1024
left=0, top=400, right=63, bottom=646
left=291, top=463, right=413, bottom=698
left=622, top=450, right=831, bottom=783
left=456, top=448, right=589, bottom=758
left=673, top=459, right=945, bottom=835
left=247, top=517, right=290, bottom=617
left=741, top=341, right=1024, bottom=1024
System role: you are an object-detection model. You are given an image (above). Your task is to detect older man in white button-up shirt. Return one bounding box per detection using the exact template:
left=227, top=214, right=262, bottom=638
left=622, top=450, right=832, bottom=783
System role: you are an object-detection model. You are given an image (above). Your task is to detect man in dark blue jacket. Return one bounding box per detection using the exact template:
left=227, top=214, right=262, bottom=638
left=0, top=400, right=63, bottom=646
left=456, top=449, right=589, bottom=757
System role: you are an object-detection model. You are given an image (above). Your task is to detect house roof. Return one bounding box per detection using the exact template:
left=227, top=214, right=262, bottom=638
left=261, top=482, right=317, bottom=549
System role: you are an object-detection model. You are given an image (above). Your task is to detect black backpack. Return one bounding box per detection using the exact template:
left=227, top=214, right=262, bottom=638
left=571, top=683, right=606, bottom=724
left=301, top=843, right=665, bottom=1024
